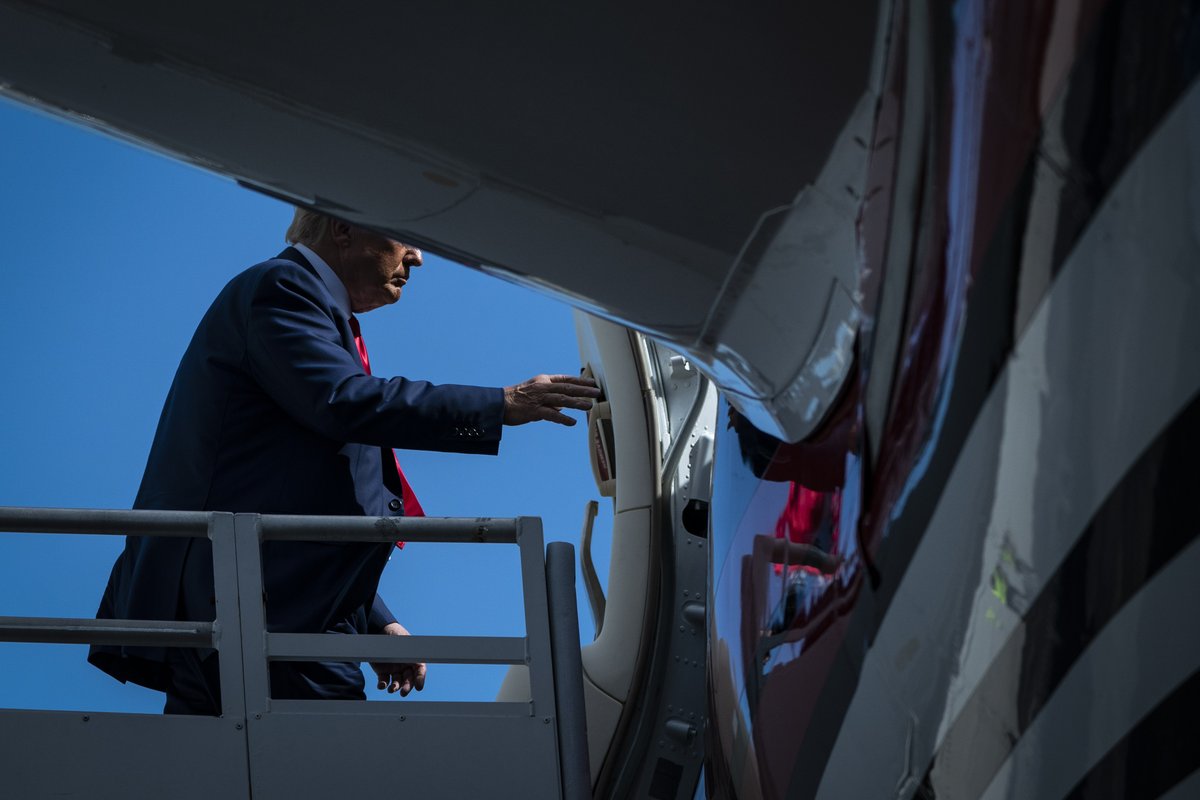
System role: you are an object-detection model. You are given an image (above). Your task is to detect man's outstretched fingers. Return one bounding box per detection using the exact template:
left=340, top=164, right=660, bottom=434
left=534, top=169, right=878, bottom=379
left=415, top=663, right=427, bottom=691
left=544, top=393, right=594, bottom=410
left=503, top=373, right=598, bottom=425
left=549, top=374, right=599, bottom=386
left=540, top=407, right=576, bottom=426
left=552, top=379, right=601, bottom=396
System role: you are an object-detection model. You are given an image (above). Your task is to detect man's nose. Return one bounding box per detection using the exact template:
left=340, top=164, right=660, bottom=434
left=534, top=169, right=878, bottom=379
left=403, top=247, right=423, bottom=268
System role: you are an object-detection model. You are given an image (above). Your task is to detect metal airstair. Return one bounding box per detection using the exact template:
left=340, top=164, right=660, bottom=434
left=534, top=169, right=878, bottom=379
left=0, top=507, right=590, bottom=800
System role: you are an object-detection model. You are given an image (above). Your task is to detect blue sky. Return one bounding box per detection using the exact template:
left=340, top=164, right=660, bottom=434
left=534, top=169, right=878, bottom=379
left=0, top=96, right=611, bottom=712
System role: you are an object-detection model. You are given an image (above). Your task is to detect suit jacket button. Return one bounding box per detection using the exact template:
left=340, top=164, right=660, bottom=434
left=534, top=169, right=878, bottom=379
left=389, top=498, right=402, bottom=512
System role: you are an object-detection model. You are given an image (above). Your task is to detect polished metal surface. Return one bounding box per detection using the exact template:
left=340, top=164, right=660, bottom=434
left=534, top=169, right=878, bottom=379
left=705, top=0, right=1200, bottom=796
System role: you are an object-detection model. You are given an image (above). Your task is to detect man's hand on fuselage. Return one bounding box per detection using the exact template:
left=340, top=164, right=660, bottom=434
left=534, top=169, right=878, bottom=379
left=371, top=621, right=427, bottom=697
left=503, top=374, right=600, bottom=426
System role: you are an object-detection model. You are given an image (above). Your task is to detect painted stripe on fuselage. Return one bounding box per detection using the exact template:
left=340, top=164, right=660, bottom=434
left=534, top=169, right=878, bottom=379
left=983, top=560, right=1200, bottom=800
left=815, top=68, right=1200, bottom=800
left=1060, top=671, right=1200, bottom=799
left=1157, top=766, right=1200, bottom=800
left=931, top=394, right=1200, bottom=799
left=788, top=2, right=1200, bottom=794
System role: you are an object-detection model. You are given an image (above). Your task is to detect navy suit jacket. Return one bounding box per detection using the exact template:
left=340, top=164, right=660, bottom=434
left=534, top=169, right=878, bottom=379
left=90, top=248, right=504, bottom=690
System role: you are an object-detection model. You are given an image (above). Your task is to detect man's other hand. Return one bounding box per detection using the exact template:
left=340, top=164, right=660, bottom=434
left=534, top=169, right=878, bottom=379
left=503, top=374, right=600, bottom=426
left=371, top=621, right=426, bottom=697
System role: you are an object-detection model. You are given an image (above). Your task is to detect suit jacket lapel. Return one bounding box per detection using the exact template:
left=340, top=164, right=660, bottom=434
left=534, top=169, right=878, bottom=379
left=275, top=247, right=357, bottom=355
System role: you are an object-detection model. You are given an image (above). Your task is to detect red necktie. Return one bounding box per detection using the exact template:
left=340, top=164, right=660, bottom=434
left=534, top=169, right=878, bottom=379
left=349, top=315, right=423, bottom=548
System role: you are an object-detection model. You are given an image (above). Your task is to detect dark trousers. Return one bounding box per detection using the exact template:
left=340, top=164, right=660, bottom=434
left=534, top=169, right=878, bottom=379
left=163, top=645, right=367, bottom=715
left=163, top=647, right=222, bottom=715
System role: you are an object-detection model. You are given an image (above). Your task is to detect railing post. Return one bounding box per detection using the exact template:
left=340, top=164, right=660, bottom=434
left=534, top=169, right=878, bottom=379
left=233, top=514, right=270, bottom=717
left=209, top=512, right=246, bottom=721
left=545, top=542, right=591, bottom=800
left=0, top=507, right=573, bottom=799
left=516, top=517, right=556, bottom=718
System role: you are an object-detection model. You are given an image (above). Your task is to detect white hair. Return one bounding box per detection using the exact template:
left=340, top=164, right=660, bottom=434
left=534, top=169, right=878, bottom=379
left=284, top=207, right=334, bottom=246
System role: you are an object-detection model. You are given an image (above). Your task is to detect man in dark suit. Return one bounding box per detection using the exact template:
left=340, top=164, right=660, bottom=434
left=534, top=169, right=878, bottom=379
left=89, top=209, right=598, bottom=714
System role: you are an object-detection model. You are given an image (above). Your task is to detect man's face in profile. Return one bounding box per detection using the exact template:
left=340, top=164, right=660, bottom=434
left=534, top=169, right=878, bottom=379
left=341, top=228, right=423, bottom=313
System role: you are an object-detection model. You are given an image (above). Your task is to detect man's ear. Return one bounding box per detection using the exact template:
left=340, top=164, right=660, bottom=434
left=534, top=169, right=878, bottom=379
left=329, top=218, right=353, bottom=248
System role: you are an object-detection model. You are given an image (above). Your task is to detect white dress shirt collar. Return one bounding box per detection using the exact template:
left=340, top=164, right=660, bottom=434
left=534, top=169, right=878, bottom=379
left=292, top=241, right=352, bottom=320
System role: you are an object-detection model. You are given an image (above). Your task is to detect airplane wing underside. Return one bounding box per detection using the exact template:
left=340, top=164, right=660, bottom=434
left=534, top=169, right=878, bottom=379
left=0, top=0, right=886, bottom=442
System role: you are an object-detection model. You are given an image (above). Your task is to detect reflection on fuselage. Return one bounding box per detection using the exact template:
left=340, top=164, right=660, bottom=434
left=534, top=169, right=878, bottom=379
left=708, top=383, right=864, bottom=799
left=704, top=1, right=1200, bottom=797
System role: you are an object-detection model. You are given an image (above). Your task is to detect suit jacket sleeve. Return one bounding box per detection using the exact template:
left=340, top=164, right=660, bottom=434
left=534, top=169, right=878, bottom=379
left=245, top=263, right=504, bottom=454
left=368, top=593, right=398, bottom=633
